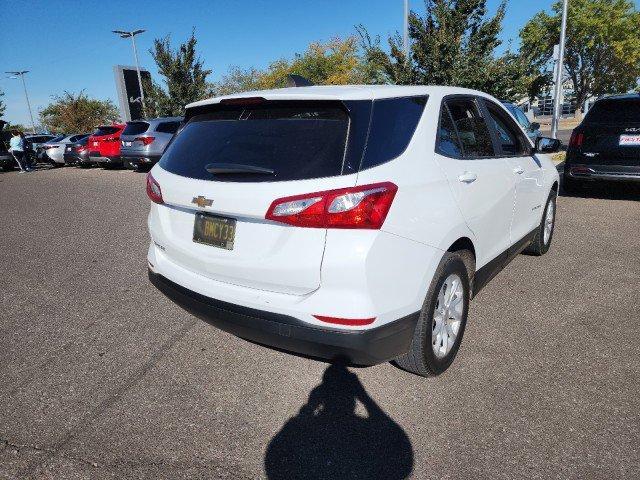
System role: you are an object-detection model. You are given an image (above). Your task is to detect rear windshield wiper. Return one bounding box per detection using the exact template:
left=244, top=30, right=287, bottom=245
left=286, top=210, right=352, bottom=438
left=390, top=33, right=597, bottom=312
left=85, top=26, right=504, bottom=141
left=205, top=163, right=275, bottom=175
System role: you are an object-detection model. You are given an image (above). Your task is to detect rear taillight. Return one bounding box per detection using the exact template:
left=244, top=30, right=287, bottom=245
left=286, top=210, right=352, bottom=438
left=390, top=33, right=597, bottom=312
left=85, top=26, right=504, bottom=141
left=265, top=182, right=398, bottom=229
left=569, top=132, right=584, bottom=148
left=135, top=136, right=155, bottom=146
left=146, top=172, right=164, bottom=204
left=76, top=146, right=86, bottom=152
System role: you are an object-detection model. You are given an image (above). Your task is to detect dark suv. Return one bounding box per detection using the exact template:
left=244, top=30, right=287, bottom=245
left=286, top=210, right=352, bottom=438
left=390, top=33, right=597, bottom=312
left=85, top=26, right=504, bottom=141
left=564, top=94, right=640, bottom=191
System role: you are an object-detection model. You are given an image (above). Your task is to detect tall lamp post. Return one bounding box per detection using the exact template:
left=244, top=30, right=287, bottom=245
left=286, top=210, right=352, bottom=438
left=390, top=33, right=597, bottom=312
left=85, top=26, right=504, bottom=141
left=112, top=29, right=146, bottom=118
left=6, top=70, right=36, bottom=133
left=551, top=0, right=569, bottom=139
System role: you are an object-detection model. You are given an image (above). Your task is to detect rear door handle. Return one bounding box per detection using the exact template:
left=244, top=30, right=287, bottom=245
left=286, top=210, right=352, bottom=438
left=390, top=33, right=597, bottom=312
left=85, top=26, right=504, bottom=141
left=458, top=171, right=477, bottom=183
left=513, top=166, right=525, bottom=175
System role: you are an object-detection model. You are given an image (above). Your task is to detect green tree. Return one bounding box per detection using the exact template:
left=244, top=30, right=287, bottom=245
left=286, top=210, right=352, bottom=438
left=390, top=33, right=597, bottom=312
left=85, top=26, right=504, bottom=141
left=39, top=91, right=120, bottom=133
left=144, top=30, right=212, bottom=117
left=520, top=0, right=640, bottom=108
left=0, top=88, right=5, bottom=118
left=212, top=37, right=370, bottom=95
left=358, top=0, right=539, bottom=100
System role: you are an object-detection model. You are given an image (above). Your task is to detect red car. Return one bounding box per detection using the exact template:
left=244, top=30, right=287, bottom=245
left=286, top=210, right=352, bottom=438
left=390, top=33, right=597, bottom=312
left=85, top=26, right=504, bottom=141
left=87, top=123, right=126, bottom=167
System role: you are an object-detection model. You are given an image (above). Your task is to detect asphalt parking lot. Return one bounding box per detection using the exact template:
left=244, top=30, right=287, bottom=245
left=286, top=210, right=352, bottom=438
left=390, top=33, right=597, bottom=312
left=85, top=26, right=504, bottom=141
left=1, top=166, right=639, bottom=479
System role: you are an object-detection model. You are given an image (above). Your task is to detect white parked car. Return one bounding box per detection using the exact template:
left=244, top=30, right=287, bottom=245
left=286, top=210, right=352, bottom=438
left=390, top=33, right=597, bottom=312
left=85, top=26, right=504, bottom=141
left=42, top=134, right=89, bottom=165
left=146, top=85, right=560, bottom=376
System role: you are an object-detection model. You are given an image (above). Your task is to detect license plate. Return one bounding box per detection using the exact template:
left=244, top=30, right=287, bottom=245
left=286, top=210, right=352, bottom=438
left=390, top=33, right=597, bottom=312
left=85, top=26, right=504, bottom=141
left=193, top=213, right=236, bottom=250
left=619, top=135, right=640, bottom=146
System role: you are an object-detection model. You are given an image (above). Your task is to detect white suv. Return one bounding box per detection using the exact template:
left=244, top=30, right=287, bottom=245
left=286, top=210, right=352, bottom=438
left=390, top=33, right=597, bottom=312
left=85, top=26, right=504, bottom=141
left=146, top=85, right=560, bottom=376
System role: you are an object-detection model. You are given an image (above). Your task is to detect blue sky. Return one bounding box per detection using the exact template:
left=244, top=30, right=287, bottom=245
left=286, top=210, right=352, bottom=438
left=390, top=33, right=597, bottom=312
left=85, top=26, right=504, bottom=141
left=1, top=0, right=564, bottom=126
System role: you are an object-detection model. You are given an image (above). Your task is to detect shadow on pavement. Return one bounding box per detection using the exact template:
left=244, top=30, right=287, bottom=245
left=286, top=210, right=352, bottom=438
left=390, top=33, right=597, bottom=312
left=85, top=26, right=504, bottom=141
left=560, top=179, right=640, bottom=201
left=264, top=363, right=413, bottom=480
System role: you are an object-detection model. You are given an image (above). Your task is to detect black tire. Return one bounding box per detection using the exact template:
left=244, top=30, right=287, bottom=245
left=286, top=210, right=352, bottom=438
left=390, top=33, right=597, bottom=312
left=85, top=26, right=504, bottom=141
left=394, top=251, right=471, bottom=377
left=523, top=191, right=556, bottom=256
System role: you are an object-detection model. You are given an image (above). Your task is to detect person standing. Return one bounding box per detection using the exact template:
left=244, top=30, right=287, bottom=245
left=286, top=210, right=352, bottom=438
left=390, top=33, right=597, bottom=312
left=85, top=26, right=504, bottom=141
left=9, top=131, right=31, bottom=173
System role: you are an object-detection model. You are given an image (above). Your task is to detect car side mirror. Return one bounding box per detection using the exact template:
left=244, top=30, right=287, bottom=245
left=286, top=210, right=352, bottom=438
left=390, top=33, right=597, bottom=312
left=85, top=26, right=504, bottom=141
left=535, top=136, right=561, bottom=153
left=530, top=122, right=540, bottom=131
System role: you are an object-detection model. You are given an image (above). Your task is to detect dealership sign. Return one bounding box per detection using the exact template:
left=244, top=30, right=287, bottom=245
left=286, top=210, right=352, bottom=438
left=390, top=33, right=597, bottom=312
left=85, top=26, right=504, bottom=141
left=113, top=65, right=151, bottom=121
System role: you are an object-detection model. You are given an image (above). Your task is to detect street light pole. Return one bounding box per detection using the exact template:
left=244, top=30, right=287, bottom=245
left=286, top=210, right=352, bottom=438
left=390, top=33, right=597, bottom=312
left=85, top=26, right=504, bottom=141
left=6, top=70, right=36, bottom=133
left=551, top=0, right=569, bottom=139
left=403, top=0, right=409, bottom=63
left=112, top=29, right=147, bottom=118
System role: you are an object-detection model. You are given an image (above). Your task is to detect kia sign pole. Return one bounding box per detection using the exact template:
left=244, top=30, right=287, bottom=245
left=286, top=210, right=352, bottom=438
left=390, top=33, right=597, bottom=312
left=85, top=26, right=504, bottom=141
left=551, top=0, right=568, bottom=140
left=6, top=70, right=36, bottom=133
left=112, top=29, right=146, bottom=118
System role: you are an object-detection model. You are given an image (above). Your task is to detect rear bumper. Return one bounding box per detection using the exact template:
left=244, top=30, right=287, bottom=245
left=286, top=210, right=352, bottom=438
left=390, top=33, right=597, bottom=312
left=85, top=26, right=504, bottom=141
left=121, top=153, right=161, bottom=166
left=565, top=164, right=640, bottom=183
left=88, top=154, right=122, bottom=164
left=148, top=270, right=419, bottom=366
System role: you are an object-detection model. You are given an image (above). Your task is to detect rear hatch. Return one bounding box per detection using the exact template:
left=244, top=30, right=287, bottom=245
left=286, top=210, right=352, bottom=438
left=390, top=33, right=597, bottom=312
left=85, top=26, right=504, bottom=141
left=574, top=97, right=640, bottom=169
left=152, top=100, right=358, bottom=295
left=121, top=121, right=152, bottom=155
left=89, top=126, right=123, bottom=157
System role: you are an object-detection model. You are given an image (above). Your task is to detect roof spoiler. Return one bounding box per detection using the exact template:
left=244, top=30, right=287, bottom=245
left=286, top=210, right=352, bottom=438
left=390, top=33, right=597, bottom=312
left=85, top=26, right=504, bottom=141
left=286, top=74, right=313, bottom=88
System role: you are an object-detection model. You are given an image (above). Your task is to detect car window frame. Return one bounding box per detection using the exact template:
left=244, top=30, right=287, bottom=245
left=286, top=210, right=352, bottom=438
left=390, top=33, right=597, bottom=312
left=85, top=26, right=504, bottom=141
left=436, top=94, right=497, bottom=160
left=478, top=98, right=532, bottom=158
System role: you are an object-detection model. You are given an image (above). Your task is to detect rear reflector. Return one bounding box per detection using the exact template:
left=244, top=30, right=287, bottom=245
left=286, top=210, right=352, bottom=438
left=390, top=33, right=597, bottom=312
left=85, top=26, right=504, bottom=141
left=313, top=315, right=376, bottom=326
left=146, top=172, right=164, bottom=204
left=570, top=165, right=592, bottom=175
left=265, top=182, right=398, bottom=229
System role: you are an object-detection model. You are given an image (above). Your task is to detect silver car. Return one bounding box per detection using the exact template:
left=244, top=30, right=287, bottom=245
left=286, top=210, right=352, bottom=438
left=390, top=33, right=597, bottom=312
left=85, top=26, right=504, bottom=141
left=120, top=117, right=183, bottom=170
left=42, top=134, right=89, bottom=165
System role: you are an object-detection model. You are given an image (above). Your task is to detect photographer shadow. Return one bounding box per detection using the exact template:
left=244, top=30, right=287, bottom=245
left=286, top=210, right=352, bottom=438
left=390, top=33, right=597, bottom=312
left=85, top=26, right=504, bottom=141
left=264, top=363, right=413, bottom=480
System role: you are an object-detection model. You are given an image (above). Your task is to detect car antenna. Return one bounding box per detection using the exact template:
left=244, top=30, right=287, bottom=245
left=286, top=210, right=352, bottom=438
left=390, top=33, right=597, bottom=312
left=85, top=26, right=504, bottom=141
left=286, top=74, right=313, bottom=88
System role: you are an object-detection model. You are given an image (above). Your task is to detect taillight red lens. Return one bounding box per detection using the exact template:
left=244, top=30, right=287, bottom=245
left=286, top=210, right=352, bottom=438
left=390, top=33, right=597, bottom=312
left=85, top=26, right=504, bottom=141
left=265, top=182, right=398, bottom=229
left=76, top=146, right=86, bottom=152
left=135, top=136, right=155, bottom=146
left=569, top=132, right=584, bottom=147
left=146, top=172, right=164, bottom=204
left=313, top=315, right=376, bottom=326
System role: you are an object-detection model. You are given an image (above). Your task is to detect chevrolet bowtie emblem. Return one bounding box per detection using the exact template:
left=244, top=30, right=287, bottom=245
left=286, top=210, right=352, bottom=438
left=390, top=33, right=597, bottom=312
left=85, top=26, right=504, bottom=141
left=192, top=196, right=213, bottom=208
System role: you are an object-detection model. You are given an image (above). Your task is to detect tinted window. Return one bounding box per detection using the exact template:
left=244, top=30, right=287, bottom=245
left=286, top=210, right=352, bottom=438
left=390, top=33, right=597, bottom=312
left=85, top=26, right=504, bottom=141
left=446, top=99, right=495, bottom=157
left=160, top=101, right=349, bottom=182
left=485, top=103, right=528, bottom=156
left=437, top=105, right=463, bottom=157
left=48, top=135, right=66, bottom=143
left=360, top=96, right=427, bottom=170
left=155, top=121, right=181, bottom=134
left=123, top=122, right=150, bottom=135
left=94, top=126, right=119, bottom=136
left=584, top=98, right=640, bottom=124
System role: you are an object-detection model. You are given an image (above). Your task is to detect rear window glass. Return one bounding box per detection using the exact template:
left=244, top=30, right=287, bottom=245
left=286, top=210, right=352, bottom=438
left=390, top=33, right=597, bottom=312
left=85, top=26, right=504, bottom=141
left=123, top=122, right=150, bottom=135
left=360, top=96, right=427, bottom=170
left=585, top=98, right=640, bottom=124
left=155, top=121, right=181, bottom=134
left=160, top=101, right=349, bottom=182
left=48, top=135, right=66, bottom=143
left=94, top=126, right=119, bottom=136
